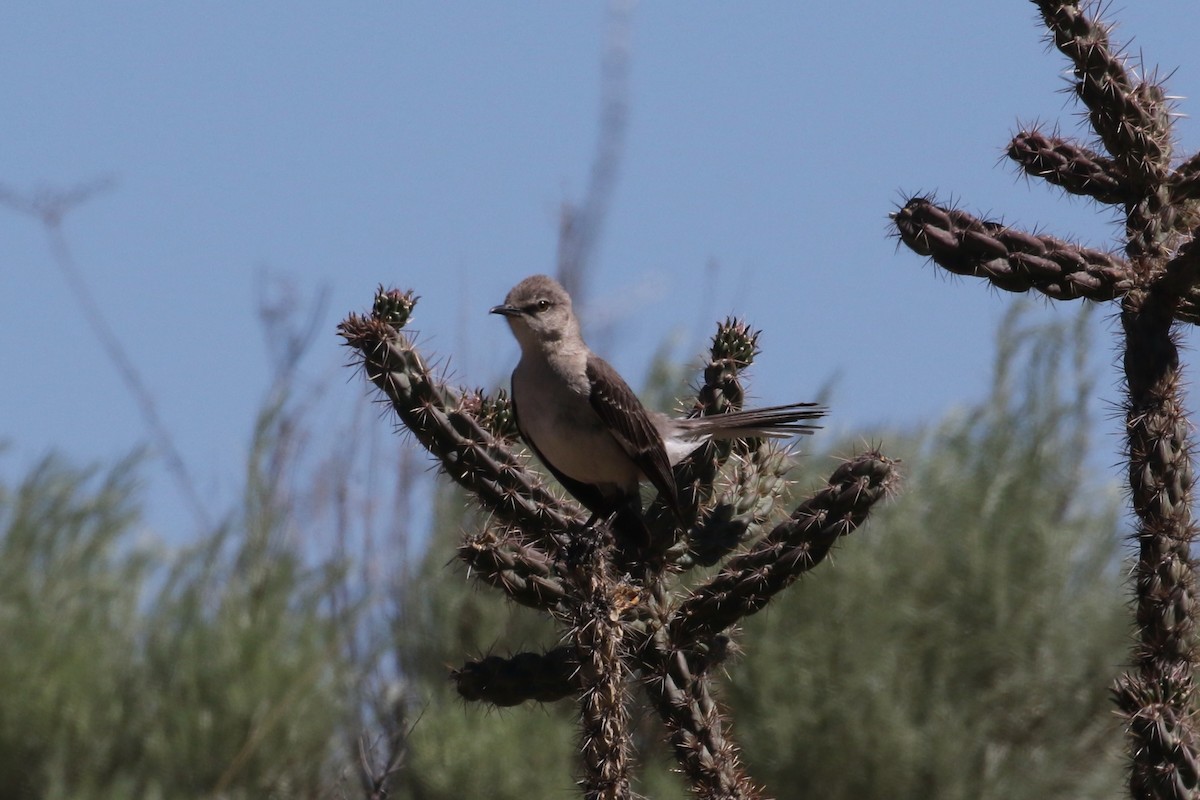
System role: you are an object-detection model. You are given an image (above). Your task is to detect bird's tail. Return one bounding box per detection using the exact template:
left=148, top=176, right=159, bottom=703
left=674, top=402, right=826, bottom=440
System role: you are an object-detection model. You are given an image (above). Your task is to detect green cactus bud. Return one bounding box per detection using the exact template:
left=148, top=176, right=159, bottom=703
left=372, top=286, right=418, bottom=328
left=463, top=388, right=519, bottom=440
left=711, top=317, right=760, bottom=366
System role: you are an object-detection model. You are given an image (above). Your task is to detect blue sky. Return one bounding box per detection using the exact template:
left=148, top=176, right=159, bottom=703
left=3, top=3, right=1198, bottom=538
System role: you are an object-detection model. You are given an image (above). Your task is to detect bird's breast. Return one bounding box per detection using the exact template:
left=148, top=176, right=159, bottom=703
left=512, top=357, right=639, bottom=489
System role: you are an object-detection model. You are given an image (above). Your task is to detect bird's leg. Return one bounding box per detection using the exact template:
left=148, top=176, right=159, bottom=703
left=603, top=497, right=658, bottom=581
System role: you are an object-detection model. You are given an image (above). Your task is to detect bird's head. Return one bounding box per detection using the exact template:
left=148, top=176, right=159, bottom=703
left=490, top=274, right=580, bottom=352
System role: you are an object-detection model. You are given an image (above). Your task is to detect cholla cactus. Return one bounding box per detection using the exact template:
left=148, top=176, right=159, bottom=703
left=891, top=3, right=1200, bottom=797
left=339, top=290, right=895, bottom=799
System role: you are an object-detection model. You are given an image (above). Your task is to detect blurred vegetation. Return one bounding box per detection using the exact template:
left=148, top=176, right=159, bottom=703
left=0, top=304, right=1129, bottom=798
left=727, top=307, right=1128, bottom=800
left=0, top=401, right=354, bottom=798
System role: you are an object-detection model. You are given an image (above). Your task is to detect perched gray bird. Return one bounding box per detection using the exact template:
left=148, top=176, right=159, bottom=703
left=491, top=274, right=825, bottom=533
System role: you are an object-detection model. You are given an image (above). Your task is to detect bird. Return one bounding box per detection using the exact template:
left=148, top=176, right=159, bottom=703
left=490, top=274, right=825, bottom=536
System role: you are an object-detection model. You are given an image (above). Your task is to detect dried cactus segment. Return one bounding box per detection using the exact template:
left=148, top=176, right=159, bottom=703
left=1033, top=1, right=1171, bottom=180
left=1118, top=288, right=1200, bottom=794
left=1122, top=300, right=1198, bottom=659
left=1133, top=80, right=1176, bottom=168
left=672, top=450, right=897, bottom=643
left=372, top=285, right=418, bottom=329
left=453, top=647, right=577, bottom=706
left=894, top=195, right=1200, bottom=323
left=1112, top=667, right=1200, bottom=800
left=572, top=544, right=634, bottom=800
left=1008, top=128, right=1130, bottom=204
left=458, top=527, right=570, bottom=613
left=892, top=196, right=1133, bottom=299
left=644, top=646, right=760, bottom=800
left=1132, top=541, right=1196, bottom=663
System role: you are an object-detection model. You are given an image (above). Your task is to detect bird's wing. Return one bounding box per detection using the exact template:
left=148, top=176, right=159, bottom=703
left=511, top=375, right=609, bottom=517
left=585, top=354, right=682, bottom=519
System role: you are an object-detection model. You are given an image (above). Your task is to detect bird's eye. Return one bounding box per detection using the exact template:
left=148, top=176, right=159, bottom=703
left=536, top=299, right=551, bottom=312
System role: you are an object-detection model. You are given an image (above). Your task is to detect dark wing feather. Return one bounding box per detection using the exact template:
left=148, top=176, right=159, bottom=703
left=585, top=355, right=682, bottom=519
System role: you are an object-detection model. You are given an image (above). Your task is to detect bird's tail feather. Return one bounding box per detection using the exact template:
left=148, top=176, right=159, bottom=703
left=676, top=402, right=826, bottom=440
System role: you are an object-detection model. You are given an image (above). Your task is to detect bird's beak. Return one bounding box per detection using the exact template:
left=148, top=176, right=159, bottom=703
left=490, top=304, right=521, bottom=317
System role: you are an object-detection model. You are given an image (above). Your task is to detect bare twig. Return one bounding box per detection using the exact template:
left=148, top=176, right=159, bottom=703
left=0, top=179, right=212, bottom=529
left=555, top=0, right=635, bottom=306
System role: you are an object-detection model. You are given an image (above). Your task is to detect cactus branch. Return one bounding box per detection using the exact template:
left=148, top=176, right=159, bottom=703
left=1032, top=0, right=1171, bottom=181
left=453, top=648, right=577, bottom=706
left=1008, top=128, right=1131, bottom=204
left=893, top=195, right=1200, bottom=323
left=1169, top=151, right=1200, bottom=204
left=570, top=537, right=634, bottom=800
left=1112, top=665, right=1200, bottom=799
left=1162, top=239, right=1200, bottom=297
left=643, top=643, right=759, bottom=800
left=893, top=196, right=1134, bottom=300
left=1116, top=291, right=1200, bottom=799
left=457, top=526, right=571, bottom=614
left=681, top=445, right=792, bottom=569
left=644, top=317, right=772, bottom=571
left=672, top=450, right=897, bottom=644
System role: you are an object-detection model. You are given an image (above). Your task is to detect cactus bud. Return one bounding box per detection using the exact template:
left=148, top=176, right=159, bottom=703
left=372, top=286, right=418, bottom=328
left=711, top=317, right=760, bottom=366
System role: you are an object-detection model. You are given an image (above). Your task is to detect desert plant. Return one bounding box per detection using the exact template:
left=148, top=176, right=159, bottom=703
left=891, top=2, right=1200, bottom=796
left=339, top=287, right=896, bottom=799
left=0, top=405, right=356, bottom=799
left=371, top=304, right=1131, bottom=800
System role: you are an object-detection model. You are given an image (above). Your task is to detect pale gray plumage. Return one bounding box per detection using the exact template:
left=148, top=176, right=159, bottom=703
left=490, top=274, right=825, bottom=526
